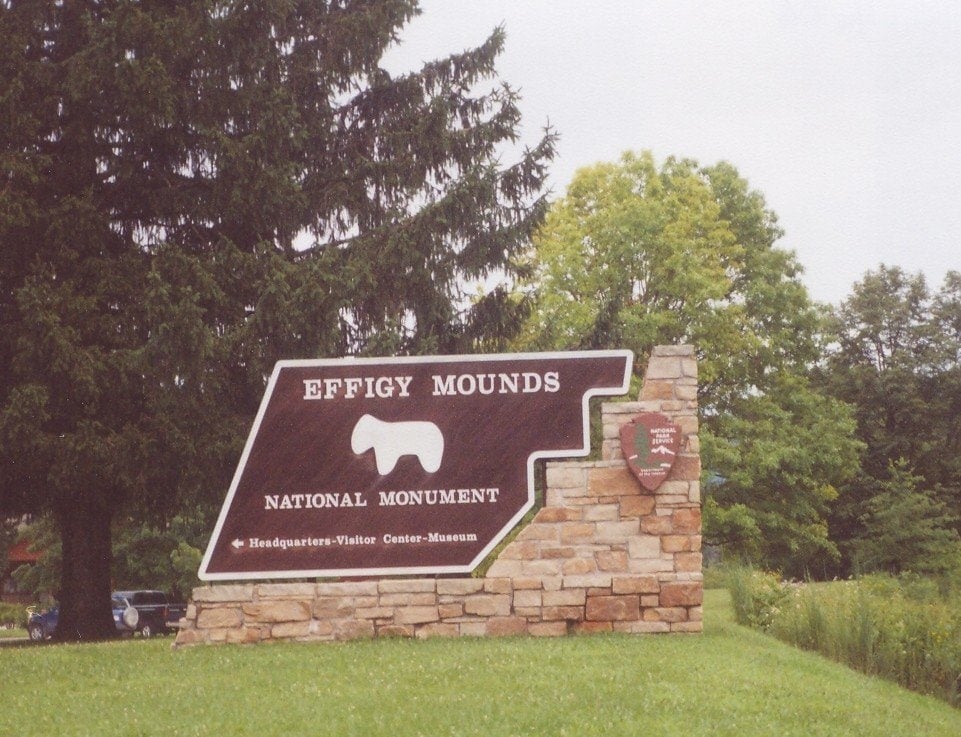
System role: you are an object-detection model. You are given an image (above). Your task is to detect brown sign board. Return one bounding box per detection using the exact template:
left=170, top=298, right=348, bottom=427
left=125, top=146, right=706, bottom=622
left=199, top=350, right=633, bottom=580
left=620, top=413, right=681, bottom=491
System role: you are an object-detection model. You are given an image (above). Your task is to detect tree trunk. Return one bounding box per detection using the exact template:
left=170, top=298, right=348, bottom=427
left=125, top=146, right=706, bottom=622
left=53, top=499, right=117, bottom=641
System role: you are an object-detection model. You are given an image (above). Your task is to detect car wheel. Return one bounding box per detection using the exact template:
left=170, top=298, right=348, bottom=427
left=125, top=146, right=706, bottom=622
left=28, top=625, right=44, bottom=641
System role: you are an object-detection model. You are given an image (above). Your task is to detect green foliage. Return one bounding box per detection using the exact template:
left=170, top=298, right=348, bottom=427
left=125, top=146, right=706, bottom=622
left=850, top=461, right=961, bottom=576
left=820, top=267, right=961, bottom=575
left=705, top=374, right=862, bottom=577
left=764, top=576, right=961, bottom=707
left=0, top=1, right=553, bottom=638
left=726, top=566, right=791, bottom=630
left=112, top=516, right=208, bottom=600
left=10, top=517, right=60, bottom=603
left=517, top=151, right=819, bottom=408
left=517, top=151, right=858, bottom=575
left=0, top=601, right=27, bottom=629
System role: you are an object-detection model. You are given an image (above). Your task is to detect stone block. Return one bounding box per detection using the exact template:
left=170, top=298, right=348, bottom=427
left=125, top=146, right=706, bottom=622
left=513, top=589, right=543, bottom=608
left=672, top=507, right=701, bottom=533
left=485, top=560, right=524, bottom=578
left=641, top=514, right=674, bottom=535
left=542, top=546, right=577, bottom=559
left=192, top=585, right=254, bottom=603
left=662, top=535, right=693, bottom=553
left=333, top=619, right=375, bottom=640
left=271, top=621, right=311, bottom=638
left=671, top=454, right=701, bottom=481
left=227, top=627, right=266, bottom=645
left=559, top=522, right=596, bottom=544
left=486, top=617, right=529, bottom=637
left=243, top=600, right=311, bottom=623
left=573, top=621, right=613, bottom=634
left=619, top=495, right=656, bottom=518
left=613, top=620, right=670, bottom=634
left=671, top=621, right=704, bottom=633
left=196, top=607, right=243, bottom=629
left=542, top=606, right=584, bottom=621
left=596, top=550, right=629, bottom=572
left=464, top=595, right=511, bottom=617
left=675, top=552, right=703, bottom=573
left=628, top=557, right=676, bottom=574
left=660, top=582, right=703, bottom=607
left=645, top=356, right=682, bottom=380
left=174, top=628, right=207, bottom=647
left=529, top=621, right=568, bottom=637
left=543, top=588, right=586, bottom=607
left=395, top=606, right=440, bottom=625
left=436, top=579, right=484, bottom=596
left=561, top=557, right=596, bottom=576
left=545, top=465, right=587, bottom=489
left=438, top=603, right=464, bottom=619
left=512, top=577, right=543, bottom=590
left=483, top=578, right=514, bottom=594
left=612, top=576, right=660, bottom=595
left=378, top=624, right=414, bottom=638
left=588, top=465, right=635, bottom=496
left=628, top=535, right=661, bottom=559
left=595, top=520, right=640, bottom=544
left=355, top=606, right=395, bottom=620
left=583, top=504, right=619, bottom=522
left=415, top=623, right=459, bottom=639
left=563, top=574, right=612, bottom=589
left=586, top=595, right=640, bottom=622
left=316, top=581, right=379, bottom=597
left=640, top=380, right=676, bottom=401
left=378, top=579, right=437, bottom=594
left=643, top=607, right=688, bottom=623
left=535, top=506, right=584, bottom=523
left=516, top=524, right=561, bottom=541
left=255, top=583, right=316, bottom=599
left=499, top=540, right=540, bottom=560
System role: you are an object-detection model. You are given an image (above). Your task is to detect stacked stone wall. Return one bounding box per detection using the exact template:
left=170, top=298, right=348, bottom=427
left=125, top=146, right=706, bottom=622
left=174, top=345, right=701, bottom=647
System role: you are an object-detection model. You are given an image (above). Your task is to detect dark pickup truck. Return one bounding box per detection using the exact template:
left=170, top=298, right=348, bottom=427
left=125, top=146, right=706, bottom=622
left=113, top=590, right=187, bottom=637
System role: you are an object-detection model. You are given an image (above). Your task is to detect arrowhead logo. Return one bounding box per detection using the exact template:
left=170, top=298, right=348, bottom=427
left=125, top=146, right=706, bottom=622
left=620, top=413, right=681, bottom=491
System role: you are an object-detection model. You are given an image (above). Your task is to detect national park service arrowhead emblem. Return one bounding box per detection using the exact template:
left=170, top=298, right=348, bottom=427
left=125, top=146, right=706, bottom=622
left=620, top=413, right=681, bottom=491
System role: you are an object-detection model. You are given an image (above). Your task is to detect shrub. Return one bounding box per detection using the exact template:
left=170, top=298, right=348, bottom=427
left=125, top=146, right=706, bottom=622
left=0, top=602, right=28, bottom=629
left=727, top=566, right=790, bottom=630
left=752, top=574, right=961, bottom=707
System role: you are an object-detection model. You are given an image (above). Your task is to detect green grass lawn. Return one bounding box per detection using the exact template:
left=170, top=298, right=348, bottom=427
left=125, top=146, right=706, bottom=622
left=2, top=590, right=960, bottom=737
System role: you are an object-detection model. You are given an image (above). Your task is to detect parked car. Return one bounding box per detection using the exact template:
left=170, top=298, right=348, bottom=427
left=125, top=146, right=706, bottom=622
left=26, top=590, right=186, bottom=640
left=112, top=590, right=187, bottom=637
left=27, top=599, right=129, bottom=641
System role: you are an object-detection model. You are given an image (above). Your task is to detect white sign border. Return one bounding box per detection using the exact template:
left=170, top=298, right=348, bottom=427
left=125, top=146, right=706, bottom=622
left=198, top=349, right=634, bottom=581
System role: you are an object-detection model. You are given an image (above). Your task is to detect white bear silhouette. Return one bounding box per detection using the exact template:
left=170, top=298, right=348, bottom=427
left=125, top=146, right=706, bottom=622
left=350, top=414, right=444, bottom=475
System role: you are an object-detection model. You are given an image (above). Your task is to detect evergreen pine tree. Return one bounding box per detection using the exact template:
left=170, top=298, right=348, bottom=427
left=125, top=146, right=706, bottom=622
left=0, top=1, right=554, bottom=640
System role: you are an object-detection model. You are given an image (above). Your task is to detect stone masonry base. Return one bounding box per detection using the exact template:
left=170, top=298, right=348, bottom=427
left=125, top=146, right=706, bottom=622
left=174, top=345, right=702, bottom=647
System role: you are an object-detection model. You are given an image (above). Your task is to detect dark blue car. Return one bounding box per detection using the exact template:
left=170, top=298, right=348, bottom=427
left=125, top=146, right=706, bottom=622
left=26, top=596, right=136, bottom=641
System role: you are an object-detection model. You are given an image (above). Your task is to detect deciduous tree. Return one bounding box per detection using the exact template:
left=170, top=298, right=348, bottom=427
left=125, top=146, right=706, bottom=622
left=517, top=151, right=861, bottom=574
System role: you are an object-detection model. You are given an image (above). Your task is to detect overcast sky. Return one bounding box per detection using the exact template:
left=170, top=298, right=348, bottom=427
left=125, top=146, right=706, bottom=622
left=384, top=1, right=961, bottom=306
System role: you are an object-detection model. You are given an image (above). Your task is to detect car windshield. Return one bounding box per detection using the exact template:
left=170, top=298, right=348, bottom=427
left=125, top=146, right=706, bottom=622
left=111, top=597, right=127, bottom=608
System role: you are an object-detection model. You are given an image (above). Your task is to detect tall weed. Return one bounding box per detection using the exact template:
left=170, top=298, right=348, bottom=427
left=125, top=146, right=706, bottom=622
left=736, top=573, right=961, bottom=707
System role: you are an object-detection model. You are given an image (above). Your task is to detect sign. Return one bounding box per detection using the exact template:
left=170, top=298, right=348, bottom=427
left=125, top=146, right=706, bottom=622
left=619, top=413, right=681, bottom=491
left=199, top=350, right=633, bottom=580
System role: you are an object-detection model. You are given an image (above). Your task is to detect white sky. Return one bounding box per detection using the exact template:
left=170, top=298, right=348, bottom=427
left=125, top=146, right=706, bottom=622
left=384, top=1, right=961, bottom=305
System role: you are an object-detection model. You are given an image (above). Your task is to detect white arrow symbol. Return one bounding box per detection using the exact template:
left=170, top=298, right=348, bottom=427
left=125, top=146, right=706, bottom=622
left=231, top=539, right=245, bottom=549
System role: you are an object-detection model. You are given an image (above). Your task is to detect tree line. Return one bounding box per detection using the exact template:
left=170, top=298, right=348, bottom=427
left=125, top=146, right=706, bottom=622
left=2, top=2, right=958, bottom=639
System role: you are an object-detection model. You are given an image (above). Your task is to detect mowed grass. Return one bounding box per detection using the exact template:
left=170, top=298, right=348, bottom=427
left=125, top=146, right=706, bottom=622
left=2, top=590, right=960, bottom=737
